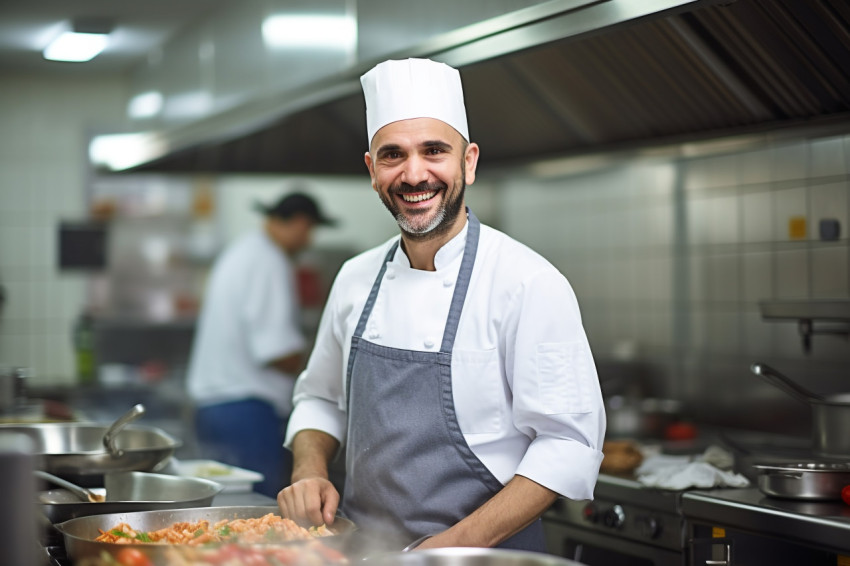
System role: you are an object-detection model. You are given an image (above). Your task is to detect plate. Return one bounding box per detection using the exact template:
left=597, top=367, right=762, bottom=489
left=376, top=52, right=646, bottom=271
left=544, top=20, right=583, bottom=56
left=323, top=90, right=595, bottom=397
left=176, top=459, right=264, bottom=493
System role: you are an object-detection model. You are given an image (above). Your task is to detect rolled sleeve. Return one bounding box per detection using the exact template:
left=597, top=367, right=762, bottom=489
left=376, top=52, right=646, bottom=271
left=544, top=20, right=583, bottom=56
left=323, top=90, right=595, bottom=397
left=285, top=397, right=348, bottom=448
left=516, top=434, right=604, bottom=500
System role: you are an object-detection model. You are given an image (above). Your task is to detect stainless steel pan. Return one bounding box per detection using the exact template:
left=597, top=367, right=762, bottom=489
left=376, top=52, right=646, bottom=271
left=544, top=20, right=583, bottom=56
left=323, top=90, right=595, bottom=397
left=55, top=506, right=356, bottom=564
left=751, top=363, right=850, bottom=459
left=0, top=411, right=180, bottom=481
left=753, top=462, right=850, bottom=500
left=39, top=471, right=223, bottom=523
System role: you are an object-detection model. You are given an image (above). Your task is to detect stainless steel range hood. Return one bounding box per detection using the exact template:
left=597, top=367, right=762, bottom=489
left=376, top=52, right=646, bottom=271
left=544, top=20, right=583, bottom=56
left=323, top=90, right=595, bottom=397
left=121, top=0, right=850, bottom=175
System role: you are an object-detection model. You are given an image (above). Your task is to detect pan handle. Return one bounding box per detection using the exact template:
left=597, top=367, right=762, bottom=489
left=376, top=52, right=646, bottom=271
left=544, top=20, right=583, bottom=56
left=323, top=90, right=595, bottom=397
left=750, top=363, right=824, bottom=404
left=102, top=404, right=146, bottom=458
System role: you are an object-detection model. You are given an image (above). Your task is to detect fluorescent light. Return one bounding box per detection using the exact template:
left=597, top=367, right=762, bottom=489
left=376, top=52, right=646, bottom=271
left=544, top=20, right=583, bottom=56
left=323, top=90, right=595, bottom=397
left=262, top=14, right=356, bottom=50
left=43, top=31, right=109, bottom=62
left=89, top=132, right=166, bottom=171
left=127, top=91, right=164, bottom=119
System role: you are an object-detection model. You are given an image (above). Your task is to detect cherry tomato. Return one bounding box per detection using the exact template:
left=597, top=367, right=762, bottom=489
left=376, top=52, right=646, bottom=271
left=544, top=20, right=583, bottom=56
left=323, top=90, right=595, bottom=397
left=115, top=548, right=153, bottom=566
left=841, top=485, right=850, bottom=506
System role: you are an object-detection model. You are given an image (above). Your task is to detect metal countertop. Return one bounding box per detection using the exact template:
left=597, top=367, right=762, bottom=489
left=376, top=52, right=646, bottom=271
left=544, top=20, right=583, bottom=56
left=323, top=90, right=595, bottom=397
left=681, top=486, right=850, bottom=553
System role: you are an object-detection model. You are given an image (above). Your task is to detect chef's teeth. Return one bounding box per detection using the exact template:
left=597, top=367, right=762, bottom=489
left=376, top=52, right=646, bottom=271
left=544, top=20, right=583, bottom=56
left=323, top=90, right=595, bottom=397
left=401, top=191, right=436, bottom=202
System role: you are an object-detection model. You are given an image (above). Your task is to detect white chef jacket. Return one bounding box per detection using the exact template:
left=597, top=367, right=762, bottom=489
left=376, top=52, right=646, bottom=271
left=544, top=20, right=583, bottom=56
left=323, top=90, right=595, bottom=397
left=187, top=231, right=305, bottom=416
left=286, top=220, right=605, bottom=500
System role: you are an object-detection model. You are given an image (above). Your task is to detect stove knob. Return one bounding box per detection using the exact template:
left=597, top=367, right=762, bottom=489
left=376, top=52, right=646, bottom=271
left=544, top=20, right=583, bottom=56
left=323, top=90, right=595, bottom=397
left=603, top=505, right=625, bottom=528
left=636, top=515, right=661, bottom=539
left=581, top=502, right=598, bottom=523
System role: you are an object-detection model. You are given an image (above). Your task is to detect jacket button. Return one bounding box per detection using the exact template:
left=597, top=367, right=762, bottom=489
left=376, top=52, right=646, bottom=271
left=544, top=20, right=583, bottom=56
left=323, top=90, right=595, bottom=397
left=386, top=270, right=395, bottom=280
left=424, top=338, right=435, bottom=348
left=369, top=330, right=380, bottom=339
left=443, top=278, right=453, bottom=287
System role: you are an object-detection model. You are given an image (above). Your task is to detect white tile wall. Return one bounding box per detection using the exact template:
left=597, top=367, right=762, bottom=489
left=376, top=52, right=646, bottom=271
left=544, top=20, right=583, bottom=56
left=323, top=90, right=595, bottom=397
left=498, top=135, right=850, bottom=403
left=811, top=246, right=849, bottom=297
left=741, top=192, right=773, bottom=243
left=0, top=75, right=128, bottom=385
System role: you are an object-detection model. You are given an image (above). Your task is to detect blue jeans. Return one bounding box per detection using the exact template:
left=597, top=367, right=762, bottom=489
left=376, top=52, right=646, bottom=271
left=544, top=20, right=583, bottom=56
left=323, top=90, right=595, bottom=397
left=195, top=399, right=292, bottom=498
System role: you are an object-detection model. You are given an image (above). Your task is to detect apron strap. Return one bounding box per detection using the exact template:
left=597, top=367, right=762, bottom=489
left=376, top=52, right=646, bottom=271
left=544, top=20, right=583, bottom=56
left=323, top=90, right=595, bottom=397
left=346, top=240, right=399, bottom=384
left=440, top=209, right=480, bottom=353
left=352, top=240, right=399, bottom=340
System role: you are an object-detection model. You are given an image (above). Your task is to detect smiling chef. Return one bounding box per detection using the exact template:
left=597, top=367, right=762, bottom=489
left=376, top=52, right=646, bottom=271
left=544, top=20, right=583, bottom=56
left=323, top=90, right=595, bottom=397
left=277, top=57, right=606, bottom=551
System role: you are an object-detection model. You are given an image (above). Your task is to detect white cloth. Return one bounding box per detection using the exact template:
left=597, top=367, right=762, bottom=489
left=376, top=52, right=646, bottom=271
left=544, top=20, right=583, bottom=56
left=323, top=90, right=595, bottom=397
left=361, top=58, right=470, bottom=144
left=286, top=221, right=606, bottom=500
left=635, top=446, right=750, bottom=490
left=187, top=231, right=306, bottom=416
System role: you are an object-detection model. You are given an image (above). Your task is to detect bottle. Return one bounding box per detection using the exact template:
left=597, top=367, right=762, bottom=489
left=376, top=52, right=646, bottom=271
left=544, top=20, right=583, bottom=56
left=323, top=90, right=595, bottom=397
left=73, top=313, right=97, bottom=384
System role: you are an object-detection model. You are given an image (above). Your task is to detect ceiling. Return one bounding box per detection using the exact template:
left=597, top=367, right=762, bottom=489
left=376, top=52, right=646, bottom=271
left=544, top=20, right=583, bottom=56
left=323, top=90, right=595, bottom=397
left=0, top=0, right=228, bottom=76
left=3, top=0, right=850, bottom=176
left=126, top=0, right=850, bottom=176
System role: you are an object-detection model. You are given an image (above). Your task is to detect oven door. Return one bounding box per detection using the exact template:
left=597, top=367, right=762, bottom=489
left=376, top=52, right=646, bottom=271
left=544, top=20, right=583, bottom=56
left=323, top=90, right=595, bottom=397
left=544, top=520, right=684, bottom=566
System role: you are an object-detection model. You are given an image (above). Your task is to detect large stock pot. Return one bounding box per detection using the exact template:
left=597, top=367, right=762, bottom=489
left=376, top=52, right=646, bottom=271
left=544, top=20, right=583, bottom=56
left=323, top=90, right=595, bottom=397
left=751, top=363, right=850, bottom=459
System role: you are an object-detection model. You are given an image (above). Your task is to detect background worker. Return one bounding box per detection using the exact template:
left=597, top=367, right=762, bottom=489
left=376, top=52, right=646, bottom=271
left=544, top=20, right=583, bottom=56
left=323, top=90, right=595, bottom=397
left=187, top=191, right=335, bottom=497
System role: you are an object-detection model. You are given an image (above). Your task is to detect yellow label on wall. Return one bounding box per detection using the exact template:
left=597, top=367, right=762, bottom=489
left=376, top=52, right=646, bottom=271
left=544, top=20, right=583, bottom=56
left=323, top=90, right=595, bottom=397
left=712, top=527, right=726, bottom=538
left=789, top=216, right=807, bottom=240
left=836, top=555, right=850, bottom=566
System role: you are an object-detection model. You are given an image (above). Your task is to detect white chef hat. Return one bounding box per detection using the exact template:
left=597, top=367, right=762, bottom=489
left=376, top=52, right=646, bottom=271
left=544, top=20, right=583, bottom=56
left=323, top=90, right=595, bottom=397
left=361, top=58, right=469, bottom=146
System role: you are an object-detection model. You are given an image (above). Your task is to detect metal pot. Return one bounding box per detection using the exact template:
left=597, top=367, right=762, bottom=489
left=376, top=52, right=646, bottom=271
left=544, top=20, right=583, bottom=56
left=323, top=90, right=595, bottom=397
left=753, top=462, right=850, bottom=500
left=55, top=506, right=356, bottom=564
left=364, top=547, right=584, bottom=566
left=38, top=471, right=223, bottom=523
left=751, top=363, right=850, bottom=459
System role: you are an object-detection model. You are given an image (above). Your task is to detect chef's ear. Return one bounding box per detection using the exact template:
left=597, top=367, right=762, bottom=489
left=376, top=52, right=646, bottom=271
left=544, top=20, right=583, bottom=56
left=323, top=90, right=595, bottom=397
left=463, top=142, right=480, bottom=186
left=364, top=151, right=378, bottom=191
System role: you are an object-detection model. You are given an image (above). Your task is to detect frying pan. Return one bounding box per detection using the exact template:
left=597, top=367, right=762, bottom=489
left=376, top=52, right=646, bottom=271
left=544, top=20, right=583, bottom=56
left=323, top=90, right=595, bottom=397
left=753, top=462, right=850, bottom=500
left=0, top=404, right=180, bottom=483
left=38, top=471, right=223, bottom=523
left=55, top=506, right=356, bottom=564
left=750, top=363, right=850, bottom=459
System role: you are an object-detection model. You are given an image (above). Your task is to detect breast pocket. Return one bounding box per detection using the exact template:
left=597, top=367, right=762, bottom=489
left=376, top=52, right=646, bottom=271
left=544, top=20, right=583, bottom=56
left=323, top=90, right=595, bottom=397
left=452, top=348, right=504, bottom=434
left=537, top=342, right=594, bottom=414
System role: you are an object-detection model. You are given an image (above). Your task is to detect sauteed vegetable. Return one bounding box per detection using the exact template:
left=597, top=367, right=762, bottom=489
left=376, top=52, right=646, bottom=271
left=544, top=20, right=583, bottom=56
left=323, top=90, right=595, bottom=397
left=95, top=513, right=332, bottom=546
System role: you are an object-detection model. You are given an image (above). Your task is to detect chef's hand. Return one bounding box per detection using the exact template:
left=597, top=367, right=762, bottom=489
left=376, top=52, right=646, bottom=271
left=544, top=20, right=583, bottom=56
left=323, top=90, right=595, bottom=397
left=277, top=477, right=339, bottom=528
left=278, top=429, right=342, bottom=527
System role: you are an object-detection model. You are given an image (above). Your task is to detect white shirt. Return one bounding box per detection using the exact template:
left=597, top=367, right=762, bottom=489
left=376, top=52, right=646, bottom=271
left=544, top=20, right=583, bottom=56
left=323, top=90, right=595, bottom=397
left=286, top=221, right=605, bottom=500
left=187, top=231, right=305, bottom=416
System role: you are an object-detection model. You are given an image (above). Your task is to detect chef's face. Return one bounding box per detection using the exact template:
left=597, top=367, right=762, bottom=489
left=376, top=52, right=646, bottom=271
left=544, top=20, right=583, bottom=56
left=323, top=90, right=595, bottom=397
left=365, top=118, right=479, bottom=241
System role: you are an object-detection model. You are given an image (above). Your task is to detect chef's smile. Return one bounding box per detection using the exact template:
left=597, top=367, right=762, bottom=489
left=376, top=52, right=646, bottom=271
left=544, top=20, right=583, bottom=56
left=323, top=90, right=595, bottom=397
left=400, top=189, right=438, bottom=203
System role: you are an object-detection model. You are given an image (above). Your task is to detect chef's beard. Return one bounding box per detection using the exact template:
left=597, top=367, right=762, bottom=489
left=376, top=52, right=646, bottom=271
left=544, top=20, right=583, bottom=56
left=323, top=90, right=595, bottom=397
left=378, top=176, right=466, bottom=242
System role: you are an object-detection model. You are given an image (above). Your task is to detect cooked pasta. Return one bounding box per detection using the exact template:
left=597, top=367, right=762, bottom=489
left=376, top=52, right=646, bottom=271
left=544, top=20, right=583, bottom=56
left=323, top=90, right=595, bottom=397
left=94, top=513, right=331, bottom=546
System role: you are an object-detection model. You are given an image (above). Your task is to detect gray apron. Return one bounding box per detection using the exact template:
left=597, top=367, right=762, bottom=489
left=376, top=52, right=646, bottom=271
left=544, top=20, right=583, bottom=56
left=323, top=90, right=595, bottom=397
left=342, top=210, right=545, bottom=551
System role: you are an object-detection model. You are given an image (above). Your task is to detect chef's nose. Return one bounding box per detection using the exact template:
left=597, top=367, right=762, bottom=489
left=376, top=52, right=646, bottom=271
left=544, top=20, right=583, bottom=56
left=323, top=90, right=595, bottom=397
left=401, top=155, right=429, bottom=186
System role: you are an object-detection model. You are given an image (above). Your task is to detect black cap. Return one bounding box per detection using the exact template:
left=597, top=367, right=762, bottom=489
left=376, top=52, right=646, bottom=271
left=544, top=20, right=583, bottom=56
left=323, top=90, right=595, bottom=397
left=254, top=192, right=336, bottom=226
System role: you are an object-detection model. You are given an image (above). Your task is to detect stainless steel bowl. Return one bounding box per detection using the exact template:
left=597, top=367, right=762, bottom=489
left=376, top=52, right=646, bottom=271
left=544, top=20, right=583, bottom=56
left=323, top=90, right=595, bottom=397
left=39, top=471, right=224, bottom=523
left=364, top=547, right=584, bottom=566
